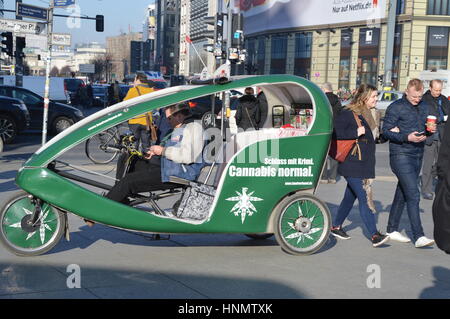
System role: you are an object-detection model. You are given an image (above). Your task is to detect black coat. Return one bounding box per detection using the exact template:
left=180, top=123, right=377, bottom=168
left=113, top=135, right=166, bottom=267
left=235, top=95, right=261, bottom=130
left=433, top=117, right=450, bottom=254
left=325, top=92, right=343, bottom=119
left=257, top=92, right=268, bottom=128
left=334, top=109, right=376, bottom=179
left=421, top=90, right=450, bottom=145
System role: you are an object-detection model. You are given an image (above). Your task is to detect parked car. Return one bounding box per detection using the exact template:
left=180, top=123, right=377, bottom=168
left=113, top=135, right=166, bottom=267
left=64, top=78, right=85, bottom=104
left=188, top=94, right=223, bottom=128
left=0, top=85, right=83, bottom=135
left=92, top=85, right=109, bottom=107
left=0, top=96, right=30, bottom=143
left=152, top=79, right=168, bottom=90
left=376, top=91, right=403, bottom=118
left=0, top=75, right=68, bottom=103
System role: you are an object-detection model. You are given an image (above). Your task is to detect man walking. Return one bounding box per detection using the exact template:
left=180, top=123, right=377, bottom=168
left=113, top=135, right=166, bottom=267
left=321, top=82, right=342, bottom=184
left=420, top=79, right=450, bottom=200
left=382, top=79, right=436, bottom=248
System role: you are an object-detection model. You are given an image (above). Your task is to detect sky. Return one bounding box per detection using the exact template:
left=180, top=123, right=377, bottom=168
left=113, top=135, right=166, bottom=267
left=3, top=0, right=155, bottom=46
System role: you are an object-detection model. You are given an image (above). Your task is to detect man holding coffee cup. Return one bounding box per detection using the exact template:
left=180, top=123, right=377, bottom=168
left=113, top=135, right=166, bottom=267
left=382, top=79, right=436, bottom=248
left=420, top=79, right=450, bottom=200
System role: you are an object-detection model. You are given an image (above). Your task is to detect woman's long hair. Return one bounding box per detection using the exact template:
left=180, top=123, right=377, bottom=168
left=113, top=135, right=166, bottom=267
left=345, top=84, right=377, bottom=130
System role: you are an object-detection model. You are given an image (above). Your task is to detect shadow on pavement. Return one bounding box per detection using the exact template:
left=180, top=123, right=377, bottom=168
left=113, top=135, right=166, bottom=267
left=46, top=222, right=335, bottom=257
left=420, top=266, right=450, bottom=298
left=0, top=262, right=306, bottom=298
left=49, top=224, right=280, bottom=255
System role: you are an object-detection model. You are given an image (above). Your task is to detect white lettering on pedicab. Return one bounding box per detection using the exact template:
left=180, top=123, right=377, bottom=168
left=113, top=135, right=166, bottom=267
left=228, top=157, right=315, bottom=179
left=66, top=264, right=81, bottom=288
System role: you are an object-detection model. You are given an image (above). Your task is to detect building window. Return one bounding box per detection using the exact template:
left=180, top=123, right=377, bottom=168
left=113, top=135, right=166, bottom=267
left=294, top=32, right=312, bottom=79
left=397, top=0, right=406, bottom=14
left=339, top=30, right=352, bottom=90
left=270, top=35, right=287, bottom=74
left=245, top=38, right=256, bottom=74
left=391, top=25, right=402, bottom=89
left=426, top=26, right=449, bottom=70
left=427, top=0, right=450, bottom=15
left=357, top=28, right=381, bottom=87
left=256, top=37, right=266, bottom=75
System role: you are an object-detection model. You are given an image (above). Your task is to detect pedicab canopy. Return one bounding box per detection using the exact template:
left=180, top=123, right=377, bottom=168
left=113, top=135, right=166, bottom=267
left=16, top=75, right=333, bottom=235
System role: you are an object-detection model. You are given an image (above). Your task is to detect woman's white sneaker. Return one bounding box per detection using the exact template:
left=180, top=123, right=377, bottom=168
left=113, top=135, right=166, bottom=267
left=387, top=231, right=411, bottom=243
left=414, top=236, right=435, bottom=248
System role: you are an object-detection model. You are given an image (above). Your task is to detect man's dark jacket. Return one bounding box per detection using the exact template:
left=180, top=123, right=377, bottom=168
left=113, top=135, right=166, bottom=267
left=235, top=94, right=261, bottom=130
left=382, top=96, right=429, bottom=156
left=421, top=90, right=450, bottom=145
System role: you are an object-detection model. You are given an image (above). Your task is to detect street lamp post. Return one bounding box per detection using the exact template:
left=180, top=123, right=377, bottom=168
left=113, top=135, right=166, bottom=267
left=42, top=1, right=54, bottom=146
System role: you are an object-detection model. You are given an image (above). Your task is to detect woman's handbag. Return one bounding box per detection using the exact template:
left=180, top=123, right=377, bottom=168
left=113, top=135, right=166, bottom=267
left=329, top=112, right=362, bottom=162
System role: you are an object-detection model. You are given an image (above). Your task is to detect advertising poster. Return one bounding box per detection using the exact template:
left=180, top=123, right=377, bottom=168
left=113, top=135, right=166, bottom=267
left=234, top=0, right=387, bottom=35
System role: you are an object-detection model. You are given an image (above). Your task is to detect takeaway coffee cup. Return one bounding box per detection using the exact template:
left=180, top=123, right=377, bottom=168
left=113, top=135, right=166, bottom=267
left=426, top=115, right=437, bottom=132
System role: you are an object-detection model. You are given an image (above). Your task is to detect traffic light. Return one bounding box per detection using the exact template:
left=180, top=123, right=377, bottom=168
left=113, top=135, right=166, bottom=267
left=96, top=15, right=104, bottom=32
left=231, top=13, right=244, bottom=47
left=15, top=37, right=26, bottom=59
left=1, top=32, right=13, bottom=57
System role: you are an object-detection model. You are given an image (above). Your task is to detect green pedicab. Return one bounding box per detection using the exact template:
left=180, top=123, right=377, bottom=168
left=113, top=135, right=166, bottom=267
left=0, top=75, right=333, bottom=256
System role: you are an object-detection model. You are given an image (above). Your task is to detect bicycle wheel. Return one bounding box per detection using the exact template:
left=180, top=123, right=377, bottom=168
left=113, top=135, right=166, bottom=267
left=85, top=131, right=120, bottom=164
left=0, top=190, right=67, bottom=256
left=273, top=193, right=331, bottom=256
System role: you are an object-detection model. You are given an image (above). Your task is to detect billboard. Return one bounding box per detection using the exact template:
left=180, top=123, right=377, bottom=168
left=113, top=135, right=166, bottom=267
left=234, top=0, right=387, bottom=35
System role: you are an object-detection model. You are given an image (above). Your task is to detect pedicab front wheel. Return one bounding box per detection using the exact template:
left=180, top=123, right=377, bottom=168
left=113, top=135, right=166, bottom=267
left=0, top=190, right=67, bottom=257
left=273, top=193, right=331, bottom=255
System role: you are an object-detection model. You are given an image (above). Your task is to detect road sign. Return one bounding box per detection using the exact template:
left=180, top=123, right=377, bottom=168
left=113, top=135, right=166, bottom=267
left=52, top=33, right=71, bottom=46
left=54, top=0, right=76, bottom=7
left=0, top=18, right=46, bottom=35
left=79, top=64, right=95, bottom=74
left=16, top=3, right=49, bottom=21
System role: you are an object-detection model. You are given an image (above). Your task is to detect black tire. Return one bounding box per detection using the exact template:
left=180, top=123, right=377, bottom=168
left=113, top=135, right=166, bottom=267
left=0, top=114, right=18, bottom=144
left=201, top=111, right=216, bottom=129
left=85, top=131, right=120, bottom=164
left=245, top=233, right=274, bottom=240
left=0, top=190, right=67, bottom=257
left=52, top=116, right=74, bottom=135
left=273, top=193, right=331, bottom=256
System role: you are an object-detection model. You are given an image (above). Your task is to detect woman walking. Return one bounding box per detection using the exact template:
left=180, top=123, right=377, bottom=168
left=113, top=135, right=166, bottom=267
left=330, top=84, right=390, bottom=247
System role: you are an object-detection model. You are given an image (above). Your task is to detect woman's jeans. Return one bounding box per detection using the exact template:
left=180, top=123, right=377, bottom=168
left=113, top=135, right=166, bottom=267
left=334, top=177, right=378, bottom=236
left=387, top=153, right=425, bottom=242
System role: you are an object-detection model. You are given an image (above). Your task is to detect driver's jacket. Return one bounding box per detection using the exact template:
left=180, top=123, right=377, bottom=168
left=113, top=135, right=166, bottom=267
left=161, top=119, right=206, bottom=183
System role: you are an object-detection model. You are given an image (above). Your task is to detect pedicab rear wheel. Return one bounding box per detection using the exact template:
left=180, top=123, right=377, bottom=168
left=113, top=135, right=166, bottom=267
left=0, top=191, right=67, bottom=257
left=273, top=193, right=331, bottom=255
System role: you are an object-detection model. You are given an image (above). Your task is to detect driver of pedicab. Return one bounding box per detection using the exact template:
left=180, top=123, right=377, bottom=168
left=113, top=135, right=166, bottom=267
left=106, top=102, right=206, bottom=204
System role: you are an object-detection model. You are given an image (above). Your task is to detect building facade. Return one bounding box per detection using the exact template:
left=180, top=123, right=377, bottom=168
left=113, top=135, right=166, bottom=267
left=241, top=0, right=450, bottom=92
left=179, top=0, right=220, bottom=76
left=106, top=32, right=142, bottom=82
left=155, top=0, right=181, bottom=75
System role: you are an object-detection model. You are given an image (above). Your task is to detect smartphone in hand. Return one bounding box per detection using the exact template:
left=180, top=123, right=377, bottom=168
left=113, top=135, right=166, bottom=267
left=414, top=131, right=425, bottom=137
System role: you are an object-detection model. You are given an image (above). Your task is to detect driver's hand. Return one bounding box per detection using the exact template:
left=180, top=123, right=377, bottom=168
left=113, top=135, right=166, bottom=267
left=144, top=150, right=154, bottom=159
left=149, top=145, right=164, bottom=156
